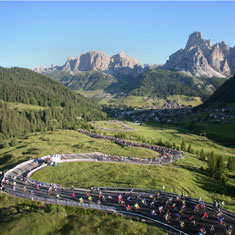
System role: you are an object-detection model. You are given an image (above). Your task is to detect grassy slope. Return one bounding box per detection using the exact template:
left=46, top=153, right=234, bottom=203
left=93, top=121, right=235, bottom=158
left=0, top=194, right=165, bottom=235
left=7, top=102, right=46, bottom=111
left=168, top=95, right=202, bottom=106
left=0, top=130, right=159, bottom=172
left=178, top=111, right=235, bottom=146
left=77, top=89, right=202, bottom=108
left=100, top=95, right=202, bottom=108
left=92, top=121, right=128, bottom=130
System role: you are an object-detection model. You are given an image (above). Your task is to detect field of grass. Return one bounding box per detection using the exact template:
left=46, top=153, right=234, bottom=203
left=192, top=122, right=235, bottom=143
left=99, top=95, right=155, bottom=107
left=92, top=121, right=235, bottom=159
left=92, top=121, right=132, bottom=130
left=0, top=129, right=160, bottom=172
left=76, top=89, right=105, bottom=97
left=0, top=193, right=165, bottom=235
left=98, top=94, right=202, bottom=108
left=178, top=111, right=235, bottom=146
left=76, top=89, right=203, bottom=108
left=168, top=95, right=202, bottom=106
left=7, top=102, right=46, bottom=111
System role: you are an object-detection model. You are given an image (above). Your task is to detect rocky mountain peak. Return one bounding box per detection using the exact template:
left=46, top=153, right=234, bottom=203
left=165, top=32, right=234, bottom=78
left=34, top=50, right=143, bottom=77
left=67, top=56, right=76, bottom=61
left=185, top=31, right=212, bottom=51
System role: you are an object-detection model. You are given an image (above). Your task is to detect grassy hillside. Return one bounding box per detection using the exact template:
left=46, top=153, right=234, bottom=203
left=99, top=95, right=202, bottom=108
left=92, top=121, right=235, bottom=158
left=7, top=102, right=46, bottom=111
left=0, top=194, right=165, bottom=235
left=46, top=70, right=117, bottom=91
left=178, top=76, right=235, bottom=146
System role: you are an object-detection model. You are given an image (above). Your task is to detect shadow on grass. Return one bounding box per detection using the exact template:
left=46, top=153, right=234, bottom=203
left=179, top=165, right=235, bottom=198
left=0, top=154, right=13, bottom=165
left=0, top=159, right=27, bottom=172
left=15, top=145, right=28, bottom=149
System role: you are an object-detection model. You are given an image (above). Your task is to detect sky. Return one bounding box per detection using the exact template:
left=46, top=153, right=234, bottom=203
left=0, top=1, right=235, bottom=68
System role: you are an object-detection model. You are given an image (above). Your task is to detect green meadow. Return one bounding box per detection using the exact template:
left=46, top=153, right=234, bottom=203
left=0, top=193, right=165, bottom=235
left=92, top=121, right=235, bottom=159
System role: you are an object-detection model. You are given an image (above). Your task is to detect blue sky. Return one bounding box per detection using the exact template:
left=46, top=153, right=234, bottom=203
left=0, top=1, right=235, bottom=68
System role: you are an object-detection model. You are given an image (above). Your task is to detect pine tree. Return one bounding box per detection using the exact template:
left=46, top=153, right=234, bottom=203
left=187, top=144, right=194, bottom=154
left=181, top=140, right=186, bottom=151
left=200, top=149, right=205, bottom=161
left=214, top=156, right=226, bottom=181
left=208, top=153, right=216, bottom=177
left=227, top=157, right=235, bottom=172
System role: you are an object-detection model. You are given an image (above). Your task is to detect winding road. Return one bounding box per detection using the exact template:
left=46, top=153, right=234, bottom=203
left=1, top=132, right=234, bottom=235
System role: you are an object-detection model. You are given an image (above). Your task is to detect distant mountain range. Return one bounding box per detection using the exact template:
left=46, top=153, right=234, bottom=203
left=33, top=32, right=234, bottom=100
left=34, top=51, right=145, bottom=78
left=34, top=32, right=235, bottom=79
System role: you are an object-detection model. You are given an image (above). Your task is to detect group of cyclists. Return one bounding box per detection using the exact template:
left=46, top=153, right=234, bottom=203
left=1, top=163, right=234, bottom=234
left=68, top=187, right=234, bottom=235
left=77, top=129, right=183, bottom=162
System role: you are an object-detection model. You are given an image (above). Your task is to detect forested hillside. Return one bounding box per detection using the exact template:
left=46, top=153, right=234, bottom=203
left=42, top=67, right=227, bottom=102
left=0, top=67, right=106, bottom=139
left=129, top=69, right=226, bottom=101
left=46, top=70, right=117, bottom=91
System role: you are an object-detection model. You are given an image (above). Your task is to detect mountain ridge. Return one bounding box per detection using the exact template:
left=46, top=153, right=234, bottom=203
left=34, top=50, right=144, bottom=78
left=164, top=32, right=235, bottom=78
left=34, top=32, right=235, bottom=79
